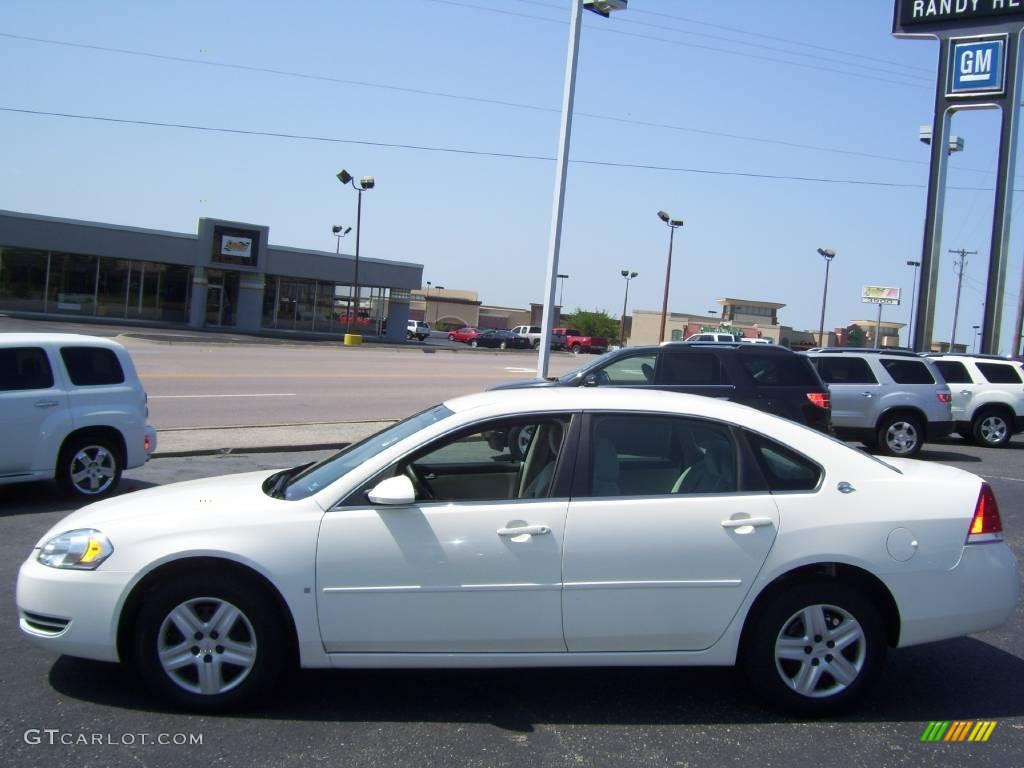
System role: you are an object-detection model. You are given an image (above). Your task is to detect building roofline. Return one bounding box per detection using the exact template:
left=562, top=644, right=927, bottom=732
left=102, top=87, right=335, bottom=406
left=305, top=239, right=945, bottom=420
left=716, top=297, right=787, bottom=309
left=0, top=209, right=197, bottom=241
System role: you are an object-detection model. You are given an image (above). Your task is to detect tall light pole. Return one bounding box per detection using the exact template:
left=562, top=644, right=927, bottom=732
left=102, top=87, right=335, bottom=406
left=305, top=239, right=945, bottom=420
left=619, top=269, right=638, bottom=346
left=432, top=285, right=445, bottom=326
left=816, top=248, right=836, bottom=347
left=906, top=259, right=920, bottom=348
left=657, top=210, right=685, bottom=343
left=331, top=225, right=351, bottom=255
left=536, top=0, right=627, bottom=379
left=337, top=169, right=374, bottom=336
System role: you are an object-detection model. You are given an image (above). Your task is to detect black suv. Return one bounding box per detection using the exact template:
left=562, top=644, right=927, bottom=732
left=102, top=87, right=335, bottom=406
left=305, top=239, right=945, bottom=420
left=492, top=342, right=831, bottom=433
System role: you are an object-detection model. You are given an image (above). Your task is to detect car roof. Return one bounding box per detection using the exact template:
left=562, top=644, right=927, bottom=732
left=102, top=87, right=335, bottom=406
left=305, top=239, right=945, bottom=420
left=444, top=385, right=788, bottom=426
left=0, top=333, right=126, bottom=349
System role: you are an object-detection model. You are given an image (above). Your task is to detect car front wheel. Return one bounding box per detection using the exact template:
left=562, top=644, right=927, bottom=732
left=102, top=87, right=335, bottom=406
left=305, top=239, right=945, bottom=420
left=742, top=581, right=885, bottom=716
left=57, top=436, right=122, bottom=499
left=499, top=341, right=508, bottom=350
left=972, top=409, right=1011, bottom=447
left=876, top=413, right=923, bottom=457
left=571, top=344, right=581, bottom=355
left=134, top=573, right=285, bottom=712
left=470, top=340, right=479, bottom=348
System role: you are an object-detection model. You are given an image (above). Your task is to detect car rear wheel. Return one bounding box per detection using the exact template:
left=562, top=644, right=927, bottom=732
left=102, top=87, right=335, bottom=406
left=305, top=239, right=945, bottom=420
left=57, top=436, right=122, bottom=499
left=972, top=409, right=1011, bottom=447
left=448, top=333, right=455, bottom=341
left=532, top=339, right=540, bottom=349
left=571, top=344, right=582, bottom=355
left=470, top=340, right=479, bottom=348
left=876, top=413, right=923, bottom=457
left=134, top=573, right=285, bottom=712
left=499, top=341, right=508, bottom=350
left=742, top=581, right=885, bottom=716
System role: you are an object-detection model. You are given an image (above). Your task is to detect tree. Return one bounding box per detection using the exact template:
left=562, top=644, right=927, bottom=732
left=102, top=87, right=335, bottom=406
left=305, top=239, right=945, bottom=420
left=565, top=308, right=620, bottom=340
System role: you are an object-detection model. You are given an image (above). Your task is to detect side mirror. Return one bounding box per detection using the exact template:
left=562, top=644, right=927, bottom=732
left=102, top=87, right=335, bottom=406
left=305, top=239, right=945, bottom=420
left=583, top=373, right=599, bottom=387
left=366, top=475, right=416, bottom=506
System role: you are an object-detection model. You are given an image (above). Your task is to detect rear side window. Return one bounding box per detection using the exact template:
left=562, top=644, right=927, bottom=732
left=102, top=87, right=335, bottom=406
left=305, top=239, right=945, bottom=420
left=746, top=432, right=821, bottom=492
left=934, top=360, right=972, bottom=384
left=60, top=347, right=125, bottom=386
left=813, top=357, right=878, bottom=385
left=599, top=354, right=657, bottom=384
left=0, top=347, right=54, bottom=391
left=880, top=359, right=935, bottom=385
left=658, top=353, right=726, bottom=386
left=740, top=354, right=818, bottom=386
left=976, top=363, right=1023, bottom=384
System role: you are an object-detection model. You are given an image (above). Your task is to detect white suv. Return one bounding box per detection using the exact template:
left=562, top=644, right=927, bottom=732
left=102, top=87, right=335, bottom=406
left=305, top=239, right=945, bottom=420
left=0, top=334, right=157, bottom=498
left=928, top=354, right=1024, bottom=447
left=407, top=320, right=431, bottom=341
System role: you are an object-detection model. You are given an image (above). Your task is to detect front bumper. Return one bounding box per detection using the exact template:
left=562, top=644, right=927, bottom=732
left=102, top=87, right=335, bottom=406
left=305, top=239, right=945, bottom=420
left=16, top=556, right=133, bottom=662
left=889, top=542, right=1019, bottom=648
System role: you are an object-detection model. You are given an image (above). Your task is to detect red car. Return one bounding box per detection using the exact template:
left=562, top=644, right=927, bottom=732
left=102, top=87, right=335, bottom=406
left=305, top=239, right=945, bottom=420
left=448, top=327, right=480, bottom=343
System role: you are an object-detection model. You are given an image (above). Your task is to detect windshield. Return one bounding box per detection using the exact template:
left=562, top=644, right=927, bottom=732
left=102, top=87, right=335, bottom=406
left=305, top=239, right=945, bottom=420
left=558, top=349, right=618, bottom=384
left=281, top=404, right=454, bottom=500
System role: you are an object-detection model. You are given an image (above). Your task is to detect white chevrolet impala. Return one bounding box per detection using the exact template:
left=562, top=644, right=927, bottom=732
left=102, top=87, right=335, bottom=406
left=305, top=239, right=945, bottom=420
left=17, top=388, right=1019, bottom=715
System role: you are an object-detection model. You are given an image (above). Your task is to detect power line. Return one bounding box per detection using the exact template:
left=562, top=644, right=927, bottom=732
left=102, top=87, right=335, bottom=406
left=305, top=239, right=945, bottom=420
left=3, top=31, right=991, bottom=174
left=0, top=106, right=936, bottom=188
left=424, top=0, right=932, bottom=90
left=509, top=0, right=933, bottom=74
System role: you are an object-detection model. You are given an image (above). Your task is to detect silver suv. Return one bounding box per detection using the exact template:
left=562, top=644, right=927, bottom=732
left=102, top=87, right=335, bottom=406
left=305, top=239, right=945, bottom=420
left=0, top=334, right=156, bottom=498
left=927, top=354, right=1024, bottom=447
left=805, top=349, right=953, bottom=457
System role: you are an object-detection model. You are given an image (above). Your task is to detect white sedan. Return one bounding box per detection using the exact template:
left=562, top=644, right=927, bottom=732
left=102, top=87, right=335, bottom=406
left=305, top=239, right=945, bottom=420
left=17, top=388, right=1018, bottom=715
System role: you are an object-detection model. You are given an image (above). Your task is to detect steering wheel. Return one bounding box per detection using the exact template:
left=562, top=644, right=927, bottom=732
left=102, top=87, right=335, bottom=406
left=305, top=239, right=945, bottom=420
left=403, top=464, right=435, bottom=500
left=595, top=368, right=611, bottom=385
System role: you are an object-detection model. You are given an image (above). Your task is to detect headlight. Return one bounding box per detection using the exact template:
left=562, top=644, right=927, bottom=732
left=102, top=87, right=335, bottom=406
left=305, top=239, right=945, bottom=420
left=38, top=529, right=114, bottom=570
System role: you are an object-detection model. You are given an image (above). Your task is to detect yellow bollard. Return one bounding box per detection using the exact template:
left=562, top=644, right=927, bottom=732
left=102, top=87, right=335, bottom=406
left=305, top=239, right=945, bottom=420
left=343, top=333, right=363, bottom=346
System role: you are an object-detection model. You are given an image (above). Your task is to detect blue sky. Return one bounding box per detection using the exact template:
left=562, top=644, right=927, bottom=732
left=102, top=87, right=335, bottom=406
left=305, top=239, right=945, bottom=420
left=1, top=0, right=1021, bottom=351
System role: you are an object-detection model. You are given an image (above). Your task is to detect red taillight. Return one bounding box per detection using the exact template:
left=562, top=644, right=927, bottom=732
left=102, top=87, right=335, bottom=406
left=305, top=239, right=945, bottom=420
left=938, top=392, right=952, bottom=403
left=807, top=392, right=830, bottom=409
left=967, top=484, right=1003, bottom=543
left=144, top=434, right=151, bottom=452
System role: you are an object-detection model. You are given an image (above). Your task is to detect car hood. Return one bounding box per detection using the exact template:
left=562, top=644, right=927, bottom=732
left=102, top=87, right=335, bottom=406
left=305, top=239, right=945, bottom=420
left=35, top=470, right=284, bottom=545
left=489, top=378, right=561, bottom=391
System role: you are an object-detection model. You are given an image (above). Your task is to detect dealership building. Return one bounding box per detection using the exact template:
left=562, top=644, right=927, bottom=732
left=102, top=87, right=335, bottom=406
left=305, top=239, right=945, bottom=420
left=0, top=210, right=422, bottom=341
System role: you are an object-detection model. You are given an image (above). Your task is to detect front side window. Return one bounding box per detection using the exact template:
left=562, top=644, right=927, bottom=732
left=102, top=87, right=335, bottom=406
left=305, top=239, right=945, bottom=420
left=401, top=417, right=571, bottom=502
left=0, top=347, right=54, bottom=391
left=813, top=357, right=878, bottom=385
left=596, top=354, right=657, bottom=385
left=59, top=347, right=124, bottom=386
left=586, top=414, right=737, bottom=497
left=934, top=360, right=972, bottom=384
left=976, top=363, right=1023, bottom=384
left=880, top=358, right=935, bottom=385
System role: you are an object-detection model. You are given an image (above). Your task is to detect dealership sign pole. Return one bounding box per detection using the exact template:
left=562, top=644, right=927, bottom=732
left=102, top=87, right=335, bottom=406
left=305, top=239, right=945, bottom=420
left=893, top=2, right=1024, bottom=354
left=862, top=286, right=902, bottom=348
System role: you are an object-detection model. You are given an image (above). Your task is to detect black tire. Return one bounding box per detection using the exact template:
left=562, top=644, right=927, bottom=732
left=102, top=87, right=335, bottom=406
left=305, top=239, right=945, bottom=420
left=499, top=341, right=508, bottom=350
left=875, top=413, right=923, bottom=457
left=532, top=339, right=540, bottom=349
left=448, top=334, right=455, bottom=341
left=571, top=344, right=582, bottom=355
left=134, top=572, right=285, bottom=712
left=741, top=581, right=886, bottom=717
left=56, top=434, right=122, bottom=499
left=470, top=340, right=479, bottom=348
left=971, top=408, right=1012, bottom=447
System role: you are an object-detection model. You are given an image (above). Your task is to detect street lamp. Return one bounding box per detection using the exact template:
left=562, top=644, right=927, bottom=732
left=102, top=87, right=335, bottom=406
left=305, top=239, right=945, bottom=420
left=336, top=169, right=375, bottom=336
left=536, top=0, right=627, bottom=379
left=619, top=270, right=638, bottom=346
left=657, top=210, right=685, bottom=343
left=906, top=259, right=921, bottom=347
left=816, top=248, right=836, bottom=347
left=432, top=285, right=445, bottom=326
left=331, top=225, right=351, bottom=255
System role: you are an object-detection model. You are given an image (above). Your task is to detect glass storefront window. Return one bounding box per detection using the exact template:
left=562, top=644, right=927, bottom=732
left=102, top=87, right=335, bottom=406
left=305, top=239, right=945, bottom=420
left=96, top=257, right=131, bottom=317
left=48, top=252, right=98, bottom=315
left=0, top=247, right=48, bottom=312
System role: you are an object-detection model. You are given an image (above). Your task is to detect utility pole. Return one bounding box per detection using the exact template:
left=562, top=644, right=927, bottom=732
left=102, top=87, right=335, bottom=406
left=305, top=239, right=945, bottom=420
left=949, top=248, right=977, bottom=350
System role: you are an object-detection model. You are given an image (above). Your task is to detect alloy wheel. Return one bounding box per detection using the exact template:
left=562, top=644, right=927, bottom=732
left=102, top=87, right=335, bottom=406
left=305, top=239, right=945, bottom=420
left=69, top=445, right=117, bottom=495
left=774, top=603, right=866, bottom=698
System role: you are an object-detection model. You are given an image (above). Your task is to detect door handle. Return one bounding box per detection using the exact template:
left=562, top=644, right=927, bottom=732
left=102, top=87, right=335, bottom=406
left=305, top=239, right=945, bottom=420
left=960, top=390, right=971, bottom=396
left=721, top=517, right=774, bottom=529
left=497, top=525, right=551, bottom=536
left=860, top=392, right=874, bottom=398
left=33, top=400, right=59, bottom=408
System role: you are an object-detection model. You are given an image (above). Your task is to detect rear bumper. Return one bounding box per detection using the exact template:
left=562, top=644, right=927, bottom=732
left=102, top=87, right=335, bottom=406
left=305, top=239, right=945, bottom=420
left=890, top=542, right=1019, bottom=648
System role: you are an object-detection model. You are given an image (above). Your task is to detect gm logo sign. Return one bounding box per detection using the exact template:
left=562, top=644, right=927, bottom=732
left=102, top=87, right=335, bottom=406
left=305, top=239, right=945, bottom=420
left=948, top=36, right=1006, bottom=97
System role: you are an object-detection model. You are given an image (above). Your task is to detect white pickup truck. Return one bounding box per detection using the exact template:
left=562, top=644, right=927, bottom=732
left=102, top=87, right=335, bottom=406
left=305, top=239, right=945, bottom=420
left=510, top=325, right=542, bottom=348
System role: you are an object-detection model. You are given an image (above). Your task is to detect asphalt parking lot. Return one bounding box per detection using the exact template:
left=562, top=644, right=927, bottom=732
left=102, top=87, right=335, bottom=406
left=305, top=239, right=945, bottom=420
left=1, top=436, right=1023, bottom=768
